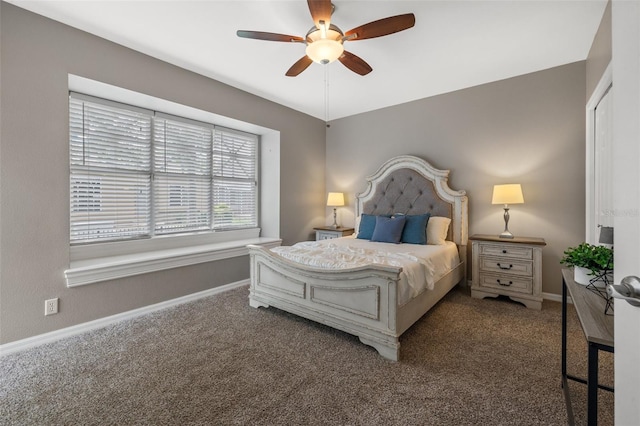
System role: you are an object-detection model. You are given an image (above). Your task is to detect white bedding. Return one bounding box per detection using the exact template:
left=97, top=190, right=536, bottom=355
left=271, top=236, right=460, bottom=305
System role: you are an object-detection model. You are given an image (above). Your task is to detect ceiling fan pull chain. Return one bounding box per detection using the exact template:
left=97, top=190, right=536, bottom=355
left=325, top=65, right=330, bottom=127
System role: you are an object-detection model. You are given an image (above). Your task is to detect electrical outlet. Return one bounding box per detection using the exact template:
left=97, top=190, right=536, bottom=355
left=45, top=298, right=59, bottom=316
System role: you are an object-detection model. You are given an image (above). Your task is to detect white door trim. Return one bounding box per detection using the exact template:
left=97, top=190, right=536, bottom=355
left=585, top=62, right=612, bottom=244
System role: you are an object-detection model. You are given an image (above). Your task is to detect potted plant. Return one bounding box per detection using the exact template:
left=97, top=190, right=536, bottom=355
left=560, top=242, right=613, bottom=285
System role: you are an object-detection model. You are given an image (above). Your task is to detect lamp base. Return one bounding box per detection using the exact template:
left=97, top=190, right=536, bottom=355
left=331, top=208, right=339, bottom=229
left=499, top=206, right=514, bottom=238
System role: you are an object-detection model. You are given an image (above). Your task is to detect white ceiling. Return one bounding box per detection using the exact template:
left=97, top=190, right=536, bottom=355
left=8, top=0, right=607, bottom=121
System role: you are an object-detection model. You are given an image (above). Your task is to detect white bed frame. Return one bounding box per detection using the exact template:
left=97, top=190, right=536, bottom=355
left=247, top=155, right=468, bottom=361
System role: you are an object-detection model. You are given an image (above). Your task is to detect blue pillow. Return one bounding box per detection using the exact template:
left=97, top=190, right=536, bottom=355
left=357, top=214, right=391, bottom=239
left=400, top=213, right=431, bottom=244
left=356, top=214, right=378, bottom=240
left=371, top=215, right=407, bottom=244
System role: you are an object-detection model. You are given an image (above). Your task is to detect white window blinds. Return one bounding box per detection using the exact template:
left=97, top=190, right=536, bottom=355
left=213, top=128, right=258, bottom=230
left=69, top=97, right=152, bottom=242
left=69, top=94, right=258, bottom=244
left=153, top=117, right=212, bottom=235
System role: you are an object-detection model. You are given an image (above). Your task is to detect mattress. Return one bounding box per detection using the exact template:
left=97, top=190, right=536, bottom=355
left=271, top=236, right=460, bottom=305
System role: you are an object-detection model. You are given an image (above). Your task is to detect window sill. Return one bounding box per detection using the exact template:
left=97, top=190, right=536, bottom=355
left=64, top=237, right=282, bottom=287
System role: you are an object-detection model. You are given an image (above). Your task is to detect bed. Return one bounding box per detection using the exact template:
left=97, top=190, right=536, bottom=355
left=247, top=155, right=468, bottom=361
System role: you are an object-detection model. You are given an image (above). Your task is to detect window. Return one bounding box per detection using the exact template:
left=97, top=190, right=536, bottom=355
left=69, top=93, right=258, bottom=244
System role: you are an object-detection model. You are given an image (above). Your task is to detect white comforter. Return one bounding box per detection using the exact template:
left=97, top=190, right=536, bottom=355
left=271, top=236, right=460, bottom=305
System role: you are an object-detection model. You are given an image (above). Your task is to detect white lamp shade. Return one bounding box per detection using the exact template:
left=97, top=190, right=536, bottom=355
left=326, top=192, right=345, bottom=207
left=492, top=184, right=524, bottom=205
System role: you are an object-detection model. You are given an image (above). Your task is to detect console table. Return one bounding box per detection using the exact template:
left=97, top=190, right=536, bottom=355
left=561, top=268, right=614, bottom=425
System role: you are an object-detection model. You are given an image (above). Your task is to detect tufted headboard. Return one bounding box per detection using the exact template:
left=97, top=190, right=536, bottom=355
left=356, top=155, right=468, bottom=248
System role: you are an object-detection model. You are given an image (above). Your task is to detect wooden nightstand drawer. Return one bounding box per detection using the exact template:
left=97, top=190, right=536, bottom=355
left=314, top=227, right=354, bottom=241
left=317, top=230, right=339, bottom=240
left=479, top=257, right=533, bottom=277
left=470, top=235, right=546, bottom=310
left=478, top=273, right=533, bottom=295
left=479, top=243, right=533, bottom=260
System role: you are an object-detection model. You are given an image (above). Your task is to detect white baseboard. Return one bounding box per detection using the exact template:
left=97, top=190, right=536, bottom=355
left=542, top=292, right=567, bottom=303
left=0, top=280, right=249, bottom=357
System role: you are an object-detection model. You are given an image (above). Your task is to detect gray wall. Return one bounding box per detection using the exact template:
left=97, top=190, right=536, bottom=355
left=326, top=62, right=586, bottom=296
left=0, top=3, right=325, bottom=344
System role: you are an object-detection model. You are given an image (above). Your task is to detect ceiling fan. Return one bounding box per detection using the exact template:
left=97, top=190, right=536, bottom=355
left=237, top=0, right=415, bottom=77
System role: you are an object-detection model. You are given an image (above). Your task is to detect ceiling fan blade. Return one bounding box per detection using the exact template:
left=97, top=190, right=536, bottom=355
left=307, top=0, right=333, bottom=29
left=338, top=51, right=372, bottom=76
left=286, top=56, right=314, bottom=77
left=344, top=13, right=416, bottom=41
left=237, top=30, right=304, bottom=43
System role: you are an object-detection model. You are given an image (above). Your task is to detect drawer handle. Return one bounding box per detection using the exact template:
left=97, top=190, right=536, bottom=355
left=497, top=279, right=513, bottom=286
left=502, top=249, right=507, bottom=254
left=497, top=263, right=513, bottom=270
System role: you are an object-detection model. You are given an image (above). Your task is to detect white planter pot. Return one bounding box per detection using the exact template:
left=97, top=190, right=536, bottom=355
left=574, top=266, right=593, bottom=285
left=574, top=266, right=607, bottom=287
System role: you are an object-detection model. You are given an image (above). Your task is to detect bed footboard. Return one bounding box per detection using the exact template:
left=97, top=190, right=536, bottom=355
left=248, top=244, right=405, bottom=360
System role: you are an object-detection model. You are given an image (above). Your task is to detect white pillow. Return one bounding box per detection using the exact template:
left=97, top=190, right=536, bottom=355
left=427, top=216, right=451, bottom=245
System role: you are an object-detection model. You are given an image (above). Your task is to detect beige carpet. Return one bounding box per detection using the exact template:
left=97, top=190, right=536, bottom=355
left=0, top=285, right=613, bottom=425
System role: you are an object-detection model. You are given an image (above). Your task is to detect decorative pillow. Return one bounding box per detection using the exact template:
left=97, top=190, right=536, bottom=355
left=399, top=213, right=431, bottom=244
left=426, top=216, right=451, bottom=245
left=371, top=215, right=407, bottom=244
left=356, top=214, right=377, bottom=240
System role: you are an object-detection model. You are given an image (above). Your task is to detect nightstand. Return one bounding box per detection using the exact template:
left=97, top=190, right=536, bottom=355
left=314, top=226, right=354, bottom=241
left=470, top=234, right=546, bottom=310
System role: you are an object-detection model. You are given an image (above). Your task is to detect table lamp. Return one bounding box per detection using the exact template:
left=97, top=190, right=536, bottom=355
left=327, top=192, right=344, bottom=229
left=492, top=184, right=524, bottom=239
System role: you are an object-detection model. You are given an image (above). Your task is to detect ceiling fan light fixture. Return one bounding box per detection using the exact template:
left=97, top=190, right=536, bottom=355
left=306, top=39, right=344, bottom=64
left=305, top=25, right=344, bottom=64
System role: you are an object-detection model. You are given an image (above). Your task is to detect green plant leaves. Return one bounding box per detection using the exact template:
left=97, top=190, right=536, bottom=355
left=560, top=242, right=613, bottom=276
